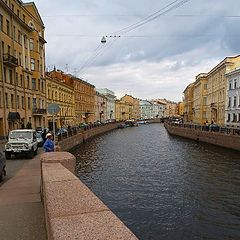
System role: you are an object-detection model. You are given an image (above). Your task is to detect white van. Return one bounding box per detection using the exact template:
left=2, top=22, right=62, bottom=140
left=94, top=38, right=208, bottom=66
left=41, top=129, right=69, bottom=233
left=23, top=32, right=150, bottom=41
left=5, top=129, right=38, bottom=159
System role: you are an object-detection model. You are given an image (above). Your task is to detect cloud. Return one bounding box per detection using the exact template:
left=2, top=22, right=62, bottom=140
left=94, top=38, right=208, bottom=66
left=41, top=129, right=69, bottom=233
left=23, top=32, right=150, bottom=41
left=33, top=0, right=240, bottom=101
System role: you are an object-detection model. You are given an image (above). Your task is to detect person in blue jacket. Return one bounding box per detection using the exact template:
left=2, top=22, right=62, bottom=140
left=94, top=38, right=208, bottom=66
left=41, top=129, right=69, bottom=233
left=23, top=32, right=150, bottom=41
left=43, top=133, right=55, bottom=152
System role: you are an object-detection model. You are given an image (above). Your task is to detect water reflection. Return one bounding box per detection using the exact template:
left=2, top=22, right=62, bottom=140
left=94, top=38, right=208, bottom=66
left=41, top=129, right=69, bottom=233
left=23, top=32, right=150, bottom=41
left=71, top=124, right=240, bottom=240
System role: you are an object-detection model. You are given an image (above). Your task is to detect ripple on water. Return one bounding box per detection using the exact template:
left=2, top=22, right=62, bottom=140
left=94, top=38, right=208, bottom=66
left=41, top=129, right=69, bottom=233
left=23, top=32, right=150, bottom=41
left=71, top=124, right=240, bottom=240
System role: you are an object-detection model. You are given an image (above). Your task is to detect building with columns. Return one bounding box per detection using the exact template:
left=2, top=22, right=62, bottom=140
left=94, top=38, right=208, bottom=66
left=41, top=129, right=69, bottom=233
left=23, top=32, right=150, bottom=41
left=0, top=0, right=46, bottom=138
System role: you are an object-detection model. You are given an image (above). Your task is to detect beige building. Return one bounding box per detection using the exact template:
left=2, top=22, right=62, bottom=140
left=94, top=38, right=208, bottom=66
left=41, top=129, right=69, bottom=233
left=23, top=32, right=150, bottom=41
left=178, top=101, right=184, bottom=117
left=120, top=94, right=140, bottom=120
left=206, top=56, right=240, bottom=125
left=0, top=0, right=46, bottom=138
left=157, top=99, right=178, bottom=117
left=183, top=83, right=194, bottom=122
left=74, top=77, right=95, bottom=124
left=115, top=99, right=133, bottom=121
left=192, top=73, right=208, bottom=124
left=46, top=70, right=75, bottom=129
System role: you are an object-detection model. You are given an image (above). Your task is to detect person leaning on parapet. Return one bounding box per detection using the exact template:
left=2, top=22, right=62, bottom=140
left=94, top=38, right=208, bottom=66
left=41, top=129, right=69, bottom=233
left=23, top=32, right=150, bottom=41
left=43, top=133, right=55, bottom=152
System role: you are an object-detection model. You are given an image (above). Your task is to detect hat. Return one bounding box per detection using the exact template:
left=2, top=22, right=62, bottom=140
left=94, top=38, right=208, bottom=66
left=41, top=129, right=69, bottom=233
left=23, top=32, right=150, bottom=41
left=46, top=133, right=52, bottom=138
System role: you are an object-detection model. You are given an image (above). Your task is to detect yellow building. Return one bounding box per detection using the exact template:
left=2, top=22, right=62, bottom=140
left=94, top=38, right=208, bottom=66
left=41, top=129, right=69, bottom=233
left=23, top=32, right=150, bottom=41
left=158, top=99, right=178, bottom=117
left=178, top=101, right=184, bottom=117
left=120, top=94, right=140, bottom=120
left=46, top=70, right=75, bottom=129
left=115, top=99, right=133, bottom=121
left=74, top=77, right=95, bottom=124
left=192, top=73, right=208, bottom=124
left=0, top=0, right=46, bottom=138
left=183, top=83, right=194, bottom=122
left=206, top=56, right=240, bottom=125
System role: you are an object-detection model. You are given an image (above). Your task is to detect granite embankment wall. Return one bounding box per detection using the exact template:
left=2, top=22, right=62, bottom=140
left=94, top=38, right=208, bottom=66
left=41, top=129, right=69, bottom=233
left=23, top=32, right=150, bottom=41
left=58, top=122, right=119, bottom=151
left=164, top=122, right=240, bottom=151
left=41, top=123, right=138, bottom=239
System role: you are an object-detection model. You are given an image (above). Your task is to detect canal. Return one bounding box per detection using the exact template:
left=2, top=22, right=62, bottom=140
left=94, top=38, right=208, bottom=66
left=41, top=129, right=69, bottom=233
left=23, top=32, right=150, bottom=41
left=71, top=123, right=240, bottom=240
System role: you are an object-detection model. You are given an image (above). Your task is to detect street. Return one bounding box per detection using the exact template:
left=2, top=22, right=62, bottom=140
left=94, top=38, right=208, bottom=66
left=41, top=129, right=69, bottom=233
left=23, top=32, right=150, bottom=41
left=0, top=142, right=43, bottom=187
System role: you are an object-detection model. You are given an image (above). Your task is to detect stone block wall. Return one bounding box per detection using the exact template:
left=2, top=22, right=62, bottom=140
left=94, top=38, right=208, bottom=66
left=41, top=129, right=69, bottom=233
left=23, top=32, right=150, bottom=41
left=165, top=123, right=240, bottom=151
left=41, top=152, right=138, bottom=240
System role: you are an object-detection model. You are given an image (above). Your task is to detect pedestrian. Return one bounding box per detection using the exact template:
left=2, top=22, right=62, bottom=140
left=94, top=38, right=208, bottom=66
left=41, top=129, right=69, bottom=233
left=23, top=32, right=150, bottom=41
left=43, top=133, right=55, bottom=152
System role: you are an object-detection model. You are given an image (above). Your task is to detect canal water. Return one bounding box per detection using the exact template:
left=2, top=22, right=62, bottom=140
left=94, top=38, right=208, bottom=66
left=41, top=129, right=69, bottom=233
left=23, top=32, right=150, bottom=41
left=71, top=124, right=240, bottom=240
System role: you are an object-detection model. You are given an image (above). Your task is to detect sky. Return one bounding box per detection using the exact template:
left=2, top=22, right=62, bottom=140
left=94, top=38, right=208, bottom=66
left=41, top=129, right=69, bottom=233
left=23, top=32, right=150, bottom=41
left=33, top=0, right=240, bottom=102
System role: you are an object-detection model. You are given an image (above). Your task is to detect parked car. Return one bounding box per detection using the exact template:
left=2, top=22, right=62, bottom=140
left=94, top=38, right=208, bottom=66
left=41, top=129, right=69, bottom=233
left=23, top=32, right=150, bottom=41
left=0, top=152, right=6, bottom=182
left=36, top=132, right=44, bottom=147
left=56, top=128, right=68, bottom=136
left=5, top=129, right=38, bottom=159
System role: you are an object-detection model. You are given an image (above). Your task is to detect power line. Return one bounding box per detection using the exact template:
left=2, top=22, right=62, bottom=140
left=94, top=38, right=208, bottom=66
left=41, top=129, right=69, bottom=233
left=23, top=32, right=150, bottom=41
left=112, top=0, right=192, bottom=35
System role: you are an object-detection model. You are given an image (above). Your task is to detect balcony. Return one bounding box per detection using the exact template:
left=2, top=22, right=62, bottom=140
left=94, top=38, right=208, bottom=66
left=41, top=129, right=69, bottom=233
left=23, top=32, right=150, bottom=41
left=3, top=54, right=18, bottom=67
left=32, top=108, right=47, bottom=115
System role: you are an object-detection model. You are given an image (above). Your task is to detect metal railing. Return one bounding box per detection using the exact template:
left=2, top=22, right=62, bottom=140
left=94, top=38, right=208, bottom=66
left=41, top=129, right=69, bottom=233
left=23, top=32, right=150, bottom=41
left=166, top=121, right=240, bottom=136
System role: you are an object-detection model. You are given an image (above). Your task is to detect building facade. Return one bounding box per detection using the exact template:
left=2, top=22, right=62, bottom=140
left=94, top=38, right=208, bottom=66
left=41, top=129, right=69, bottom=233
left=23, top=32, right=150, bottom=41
left=139, top=100, right=153, bottom=119
left=192, top=73, right=208, bottom=124
left=121, top=94, right=140, bottom=120
left=0, top=0, right=46, bottom=138
left=74, top=77, right=95, bottom=124
left=206, top=56, right=240, bottom=125
left=46, top=70, right=75, bottom=129
left=97, top=88, right=116, bottom=122
left=225, top=68, right=240, bottom=127
left=95, top=91, right=107, bottom=123
left=151, top=100, right=166, bottom=118
left=183, top=83, right=194, bottom=122
left=115, top=99, right=133, bottom=121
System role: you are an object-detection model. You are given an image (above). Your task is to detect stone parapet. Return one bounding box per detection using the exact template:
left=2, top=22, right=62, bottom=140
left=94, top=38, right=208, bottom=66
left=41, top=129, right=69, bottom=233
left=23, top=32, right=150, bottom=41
left=41, top=153, right=138, bottom=240
left=164, top=123, right=240, bottom=151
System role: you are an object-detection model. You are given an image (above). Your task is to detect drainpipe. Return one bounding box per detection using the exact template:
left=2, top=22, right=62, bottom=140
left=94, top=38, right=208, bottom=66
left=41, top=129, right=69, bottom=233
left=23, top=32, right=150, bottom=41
left=0, top=32, right=8, bottom=140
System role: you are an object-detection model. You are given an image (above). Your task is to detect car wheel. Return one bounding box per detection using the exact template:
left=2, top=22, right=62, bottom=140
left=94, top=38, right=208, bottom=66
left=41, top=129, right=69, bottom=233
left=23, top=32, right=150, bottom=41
left=5, top=152, right=11, bottom=160
left=28, top=149, right=34, bottom=159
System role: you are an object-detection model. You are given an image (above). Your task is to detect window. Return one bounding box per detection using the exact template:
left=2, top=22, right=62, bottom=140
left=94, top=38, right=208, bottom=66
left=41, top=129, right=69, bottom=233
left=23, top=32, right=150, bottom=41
left=38, top=79, right=40, bottom=91
left=203, top=97, right=207, bottom=105
left=234, top=79, right=237, bottom=89
left=227, top=114, right=230, bottom=122
left=11, top=94, right=14, bottom=108
left=233, top=96, right=237, bottom=107
left=22, top=96, right=24, bottom=109
left=18, top=30, right=21, bottom=44
left=20, top=74, right=23, bottom=86
left=0, top=14, right=3, bottom=32
left=28, top=97, right=31, bottom=109
left=9, top=69, right=13, bottom=84
left=232, top=113, right=237, bottom=122
left=32, top=78, right=36, bottom=90
left=26, top=76, right=30, bottom=89
left=29, top=38, right=34, bottom=50
left=4, top=67, right=6, bottom=82
left=17, top=9, right=20, bottom=17
left=32, top=98, right=37, bottom=109
left=203, top=83, right=207, bottom=90
left=229, top=82, right=232, bottom=90
left=16, top=72, right=18, bottom=85
left=31, top=58, right=35, bottom=71
left=17, top=95, right=19, bottom=108
left=228, top=97, right=231, bottom=107
left=6, top=20, right=10, bottom=35
left=5, top=93, right=8, bottom=108
left=23, top=14, right=25, bottom=23
left=238, top=113, right=240, bottom=122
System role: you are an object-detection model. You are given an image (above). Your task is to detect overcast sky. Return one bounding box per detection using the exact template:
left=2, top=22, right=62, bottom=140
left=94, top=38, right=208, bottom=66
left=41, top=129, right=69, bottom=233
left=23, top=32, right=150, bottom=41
left=33, top=0, right=240, bottom=101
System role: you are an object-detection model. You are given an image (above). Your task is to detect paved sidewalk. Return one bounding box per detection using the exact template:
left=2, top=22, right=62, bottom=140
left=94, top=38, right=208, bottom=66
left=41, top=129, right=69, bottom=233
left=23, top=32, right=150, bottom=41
left=0, top=152, right=46, bottom=240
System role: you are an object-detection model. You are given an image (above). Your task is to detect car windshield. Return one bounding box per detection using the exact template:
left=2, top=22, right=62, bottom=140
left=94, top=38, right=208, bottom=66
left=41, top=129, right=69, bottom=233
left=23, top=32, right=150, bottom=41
left=9, top=132, right=32, bottom=139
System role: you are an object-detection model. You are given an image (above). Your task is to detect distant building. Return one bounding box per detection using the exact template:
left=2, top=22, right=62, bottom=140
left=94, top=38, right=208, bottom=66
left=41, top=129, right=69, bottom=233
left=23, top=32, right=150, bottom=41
left=225, top=68, right=240, bottom=127
left=183, top=83, right=194, bottom=122
left=157, top=99, right=178, bottom=118
left=97, top=88, right=116, bottom=122
left=192, top=73, right=208, bottom=124
left=139, top=100, right=153, bottom=119
left=115, top=99, right=133, bottom=121
left=121, top=94, right=140, bottom=120
left=178, top=102, right=184, bottom=117
left=151, top=100, right=166, bottom=118
left=95, top=91, right=107, bottom=123
left=46, top=70, right=75, bottom=129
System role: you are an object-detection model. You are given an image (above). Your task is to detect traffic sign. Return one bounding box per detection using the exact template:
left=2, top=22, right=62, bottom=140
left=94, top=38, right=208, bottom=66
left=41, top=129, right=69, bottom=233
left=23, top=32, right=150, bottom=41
left=47, top=103, right=60, bottom=115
